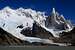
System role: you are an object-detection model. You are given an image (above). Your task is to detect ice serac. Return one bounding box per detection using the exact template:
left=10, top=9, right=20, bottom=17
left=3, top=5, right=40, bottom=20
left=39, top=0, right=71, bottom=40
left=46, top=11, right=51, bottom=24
left=0, top=7, right=73, bottom=45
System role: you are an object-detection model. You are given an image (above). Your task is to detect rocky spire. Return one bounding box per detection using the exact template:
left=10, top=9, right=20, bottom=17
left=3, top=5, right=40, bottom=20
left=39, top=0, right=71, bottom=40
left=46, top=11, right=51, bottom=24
left=51, top=8, right=57, bottom=22
left=52, top=8, right=56, bottom=14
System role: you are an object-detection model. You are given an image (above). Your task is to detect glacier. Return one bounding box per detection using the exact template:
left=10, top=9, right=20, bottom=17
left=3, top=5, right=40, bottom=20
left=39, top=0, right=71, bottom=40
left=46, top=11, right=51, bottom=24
left=0, top=7, right=73, bottom=46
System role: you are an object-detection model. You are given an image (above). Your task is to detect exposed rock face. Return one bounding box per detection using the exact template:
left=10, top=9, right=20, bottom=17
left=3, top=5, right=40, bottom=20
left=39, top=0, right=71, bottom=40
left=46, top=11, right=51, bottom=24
left=60, top=27, right=75, bottom=46
left=0, top=27, right=24, bottom=45
left=21, top=22, right=53, bottom=39
left=45, top=8, right=73, bottom=31
left=48, top=27, right=75, bottom=46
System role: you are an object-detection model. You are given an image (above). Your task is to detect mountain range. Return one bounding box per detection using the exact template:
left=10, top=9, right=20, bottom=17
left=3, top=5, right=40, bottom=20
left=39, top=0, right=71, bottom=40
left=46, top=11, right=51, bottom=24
left=0, top=7, right=74, bottom=46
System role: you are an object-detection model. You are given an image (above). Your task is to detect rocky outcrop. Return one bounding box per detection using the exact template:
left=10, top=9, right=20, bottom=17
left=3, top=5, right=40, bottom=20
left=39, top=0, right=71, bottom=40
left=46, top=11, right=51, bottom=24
left=21, top=22, right=53, bottom=39
left=0, top=27, right=24, bottom=45
left=48, top=27, right=75, bottom=46
left=60, top=27, right=75, bottom=46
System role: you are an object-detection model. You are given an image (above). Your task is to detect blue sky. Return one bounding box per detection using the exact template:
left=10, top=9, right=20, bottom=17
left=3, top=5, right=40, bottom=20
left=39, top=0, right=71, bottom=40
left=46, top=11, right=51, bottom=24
left=0, top=0, right=75, bottom=23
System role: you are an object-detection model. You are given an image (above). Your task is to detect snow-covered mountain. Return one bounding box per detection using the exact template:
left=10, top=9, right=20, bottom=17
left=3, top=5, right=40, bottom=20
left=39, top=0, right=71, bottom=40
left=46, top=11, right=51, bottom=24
left=45, top=8, right=73, bottom=37
left=0, top=7, right=73, bottom=45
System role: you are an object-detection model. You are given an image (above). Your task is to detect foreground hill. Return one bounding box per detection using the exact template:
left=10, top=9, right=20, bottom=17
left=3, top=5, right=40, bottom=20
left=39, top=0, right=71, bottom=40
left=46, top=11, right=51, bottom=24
left=0, top=26, right=75, bottom=46
left=0, top=27, right=57, bottom=46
